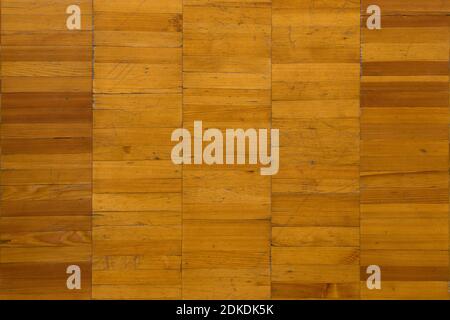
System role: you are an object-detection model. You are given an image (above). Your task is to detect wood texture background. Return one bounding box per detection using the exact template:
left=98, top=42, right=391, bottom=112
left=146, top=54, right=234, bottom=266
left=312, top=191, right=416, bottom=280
left=0, top=0, right=92, bottom=299
left=93, top=0, right=182, bottom=300
left=360, top=0, right=449, bottom=299
left=0, top=0, right=449, bottom=300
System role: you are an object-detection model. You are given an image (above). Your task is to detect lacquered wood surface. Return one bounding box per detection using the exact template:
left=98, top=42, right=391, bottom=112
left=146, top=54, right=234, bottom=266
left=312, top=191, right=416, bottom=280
left=0, top=0, right=449, bottom=300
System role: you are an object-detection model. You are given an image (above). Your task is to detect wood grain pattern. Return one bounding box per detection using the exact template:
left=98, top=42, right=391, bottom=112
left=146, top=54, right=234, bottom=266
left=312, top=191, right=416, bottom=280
left=182, top=0, right=271, bottom=299
left=0, top=0, right=92, bottom=299
left=92, top=0, right=182, bottom=300
left=360, top=5, right=449, bottom=299
left=272, top=0, right=360, bottom=299
left=0, top=0, right=449, bottom=300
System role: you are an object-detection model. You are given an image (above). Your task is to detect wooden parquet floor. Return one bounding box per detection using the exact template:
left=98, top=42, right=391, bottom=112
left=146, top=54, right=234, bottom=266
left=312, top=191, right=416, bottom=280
left=0, top=0, right=449, bottom=300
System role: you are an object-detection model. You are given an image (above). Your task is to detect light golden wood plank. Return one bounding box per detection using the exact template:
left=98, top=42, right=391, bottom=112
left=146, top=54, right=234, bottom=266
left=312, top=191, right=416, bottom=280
left=272, top=0, right=360, bottom=300
left=92, top=0, right=182, bottom=300
left=182, top=0, right=271, bottom=299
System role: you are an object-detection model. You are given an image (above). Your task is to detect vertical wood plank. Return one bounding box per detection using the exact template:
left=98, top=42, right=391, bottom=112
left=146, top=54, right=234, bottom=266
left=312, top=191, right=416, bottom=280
left=182, top=0, right=272, bottom=299
left=271, top=0, right=361, bottom=299
left=0, top=0, right=93, bottom=299
left=360, top=2, right=449, bottom=299
left=92, top=0, right=183, bottom=300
